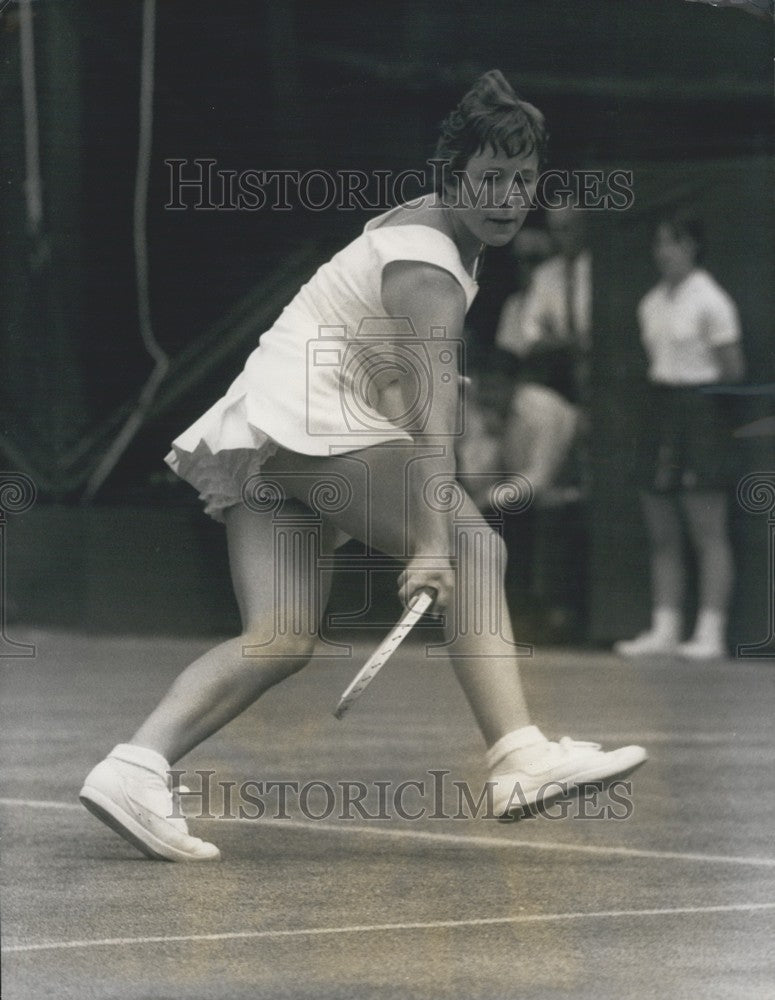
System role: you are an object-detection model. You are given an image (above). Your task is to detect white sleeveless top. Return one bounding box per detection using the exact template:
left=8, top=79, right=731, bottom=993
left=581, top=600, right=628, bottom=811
left=169, top=205, right=479, bottom=459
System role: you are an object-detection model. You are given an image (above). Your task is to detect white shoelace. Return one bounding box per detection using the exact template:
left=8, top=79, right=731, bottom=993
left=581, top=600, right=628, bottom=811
left=557, top=738, right=602, bottom=752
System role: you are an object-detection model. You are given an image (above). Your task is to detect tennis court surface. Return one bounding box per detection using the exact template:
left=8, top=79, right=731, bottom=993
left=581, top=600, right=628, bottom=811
left=2, top=628, right=774, bottom=999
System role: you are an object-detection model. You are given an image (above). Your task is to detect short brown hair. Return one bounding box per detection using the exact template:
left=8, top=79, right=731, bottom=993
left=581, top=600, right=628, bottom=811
left=434, top=70, right=547, bottom=191
left=658, top=213, right=706, bottom=263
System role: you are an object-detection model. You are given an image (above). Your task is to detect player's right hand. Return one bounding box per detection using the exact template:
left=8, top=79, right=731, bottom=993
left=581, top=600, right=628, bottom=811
left=397, top=557, right=455, bottom=614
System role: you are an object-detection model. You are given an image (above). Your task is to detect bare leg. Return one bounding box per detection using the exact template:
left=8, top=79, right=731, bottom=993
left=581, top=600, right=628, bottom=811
left=266, top=445, right=531, bottom=747
left=681, top=490, right=733, bottom=613
left=273, top=447, right=647, bottom=817
left=614, top=492, right=684, bottom=655
left=642, top=492, right=685, bottom=612
left=86, top=443, right=644, bottom=841
left=501, top=384, right=579, bottom=501
left=442, top=493, right=531, bottom=745
left=679, top=490, right=733, bottom=655
left=131, top=500, right=332, bottom=764
left=80, top=498, right=335, bottom=860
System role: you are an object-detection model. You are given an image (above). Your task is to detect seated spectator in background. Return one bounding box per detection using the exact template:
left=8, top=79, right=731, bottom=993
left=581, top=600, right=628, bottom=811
left=614, top=215, right=745, bottom=660
left=465, top=226, right=548, bottom=352
left=456, top=336, right=590, bottom=644
left=456, top=219, right=589, bottom=642
left=457, top=228, right=551, bottom=510
left=494, top=205, right=591, bottom=506
left=457, top=219, right=592, bottom=643
left=493, top=227, right=554, bottom=358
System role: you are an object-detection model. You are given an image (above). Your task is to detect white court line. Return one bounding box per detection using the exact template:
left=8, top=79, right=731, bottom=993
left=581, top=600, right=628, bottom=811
left=5, top=902, right=775, bottom=955
left=590, top=732, right=772, bottom=746
left=3, top=796, right=775, bottom=869
left=1, top=798, right=81, bottom=811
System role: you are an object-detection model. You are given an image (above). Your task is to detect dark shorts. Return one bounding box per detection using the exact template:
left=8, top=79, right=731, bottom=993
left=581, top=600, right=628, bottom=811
left=639, top=384, right=731, bottom=494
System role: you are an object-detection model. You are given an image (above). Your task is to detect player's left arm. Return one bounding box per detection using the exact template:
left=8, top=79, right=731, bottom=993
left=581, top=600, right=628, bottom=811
left=381, top=260, right=468, bottom=599
left=705, top=286, right=745, bottom=382
left=381, top=260, right=467, bottom=441
left=714, top=342, right=745, bottom=382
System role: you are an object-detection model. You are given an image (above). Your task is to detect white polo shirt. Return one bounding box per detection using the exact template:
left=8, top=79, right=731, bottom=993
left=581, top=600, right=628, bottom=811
left=496, top=251, right=592, bottom=357
left=638, top=269, right=741, bottom=386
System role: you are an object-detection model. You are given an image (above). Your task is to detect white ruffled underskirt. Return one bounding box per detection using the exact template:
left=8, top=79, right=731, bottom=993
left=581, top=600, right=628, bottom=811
left=164, top=391, right=280, bottom=523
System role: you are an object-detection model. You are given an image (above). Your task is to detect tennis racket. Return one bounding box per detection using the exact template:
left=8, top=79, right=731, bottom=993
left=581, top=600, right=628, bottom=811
left=333, top=586, right=436, bottom=719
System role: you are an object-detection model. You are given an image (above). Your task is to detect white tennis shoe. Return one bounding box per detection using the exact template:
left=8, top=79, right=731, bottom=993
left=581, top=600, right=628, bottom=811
left=676, top=638, right=726, bottom=660
left=488, top=733, right=647, bottom=820
left=80, top=746, right=220, bottom=862
left=613, top=631, right=679, bottom=657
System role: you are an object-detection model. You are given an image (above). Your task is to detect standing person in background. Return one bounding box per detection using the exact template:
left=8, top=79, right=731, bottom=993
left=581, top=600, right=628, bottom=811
left=615, top=216, right=745, bottom=660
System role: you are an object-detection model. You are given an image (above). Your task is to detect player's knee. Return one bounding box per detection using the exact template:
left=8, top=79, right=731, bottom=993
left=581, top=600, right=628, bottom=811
left=237, top=630, right=317, bottom=677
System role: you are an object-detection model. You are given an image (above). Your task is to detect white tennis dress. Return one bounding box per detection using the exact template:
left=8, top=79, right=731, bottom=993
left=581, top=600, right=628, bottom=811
left=165, top=204, right=479, bottom=521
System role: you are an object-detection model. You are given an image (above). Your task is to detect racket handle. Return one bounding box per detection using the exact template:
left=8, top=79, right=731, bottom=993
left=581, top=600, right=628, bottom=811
left=409, top=586, right=437, bottom=611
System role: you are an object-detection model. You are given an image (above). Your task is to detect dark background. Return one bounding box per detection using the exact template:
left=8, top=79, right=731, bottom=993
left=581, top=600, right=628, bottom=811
left=2, top=0, right=773, bottom=643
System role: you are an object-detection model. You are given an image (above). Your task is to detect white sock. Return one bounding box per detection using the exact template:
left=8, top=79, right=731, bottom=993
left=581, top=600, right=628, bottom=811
left=109, top=743, right=170, bottom=776
left=652, top=607, right=682, bottom=641
left=486, top=725, right=548, bottom=773
left=690, top=609, right=726, bottom=646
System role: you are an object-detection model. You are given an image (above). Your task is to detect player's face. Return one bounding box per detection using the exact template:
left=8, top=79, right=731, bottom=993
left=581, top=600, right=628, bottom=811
left=449, top=148, right=539, bottom=247
left=653, top=224, right=696, bottom=282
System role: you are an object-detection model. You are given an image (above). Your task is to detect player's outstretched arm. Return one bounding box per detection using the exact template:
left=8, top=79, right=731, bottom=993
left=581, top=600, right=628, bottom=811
left=381, top=261, right=468, bottom=611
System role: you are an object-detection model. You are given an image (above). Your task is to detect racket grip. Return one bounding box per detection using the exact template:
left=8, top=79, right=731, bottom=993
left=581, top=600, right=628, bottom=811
left=409, top=586, right=437, bottom=611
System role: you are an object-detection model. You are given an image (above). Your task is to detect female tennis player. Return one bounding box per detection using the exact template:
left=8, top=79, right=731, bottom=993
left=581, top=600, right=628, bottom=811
left=615, top=216, right=745, bottom=659
left=80, top=70, right=646, bottom=861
